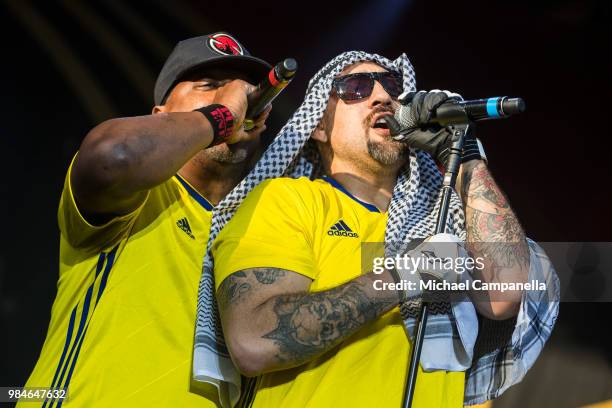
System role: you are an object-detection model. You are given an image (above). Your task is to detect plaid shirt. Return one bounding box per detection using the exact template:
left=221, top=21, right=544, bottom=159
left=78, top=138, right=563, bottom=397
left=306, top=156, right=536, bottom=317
left=464, top=239, right=560, bottom=405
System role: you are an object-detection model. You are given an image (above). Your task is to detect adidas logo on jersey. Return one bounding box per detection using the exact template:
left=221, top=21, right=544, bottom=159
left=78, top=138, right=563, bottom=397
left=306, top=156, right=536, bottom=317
left=327, top=219, right=359, bottom=238
left=176, top=217, right=195, bottom=239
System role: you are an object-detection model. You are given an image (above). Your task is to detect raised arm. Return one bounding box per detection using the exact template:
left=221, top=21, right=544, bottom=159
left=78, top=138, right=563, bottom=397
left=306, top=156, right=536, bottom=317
left=71, top=79, right=257, bottom=219
left=458, top=159, right=530, bottom=320
left=217, top=267, right=399, bottom=377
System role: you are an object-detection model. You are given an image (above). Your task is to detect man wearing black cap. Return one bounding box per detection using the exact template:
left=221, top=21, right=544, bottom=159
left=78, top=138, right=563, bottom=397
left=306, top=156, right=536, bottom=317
left=19, top=32, right=271, bottom=407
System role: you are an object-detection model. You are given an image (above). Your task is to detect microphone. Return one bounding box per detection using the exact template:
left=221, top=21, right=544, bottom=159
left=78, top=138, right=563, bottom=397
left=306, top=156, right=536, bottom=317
left=243, top=58, right=298, bottom=130
left=387, top=96, right=525, bottom=135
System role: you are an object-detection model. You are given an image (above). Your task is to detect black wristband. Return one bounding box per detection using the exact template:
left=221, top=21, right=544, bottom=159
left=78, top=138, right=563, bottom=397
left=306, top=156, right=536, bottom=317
left=195, top=104, right=235, bottom=146
left=462, top=136, right=482, bottom=163
left=435, top=126, right=484, bottom=168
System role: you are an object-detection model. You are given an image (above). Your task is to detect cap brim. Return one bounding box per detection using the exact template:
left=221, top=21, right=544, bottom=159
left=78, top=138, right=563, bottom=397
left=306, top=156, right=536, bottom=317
left=182, top=55, right=271, bottom=85
left=158, top=55, right=272, bottom=105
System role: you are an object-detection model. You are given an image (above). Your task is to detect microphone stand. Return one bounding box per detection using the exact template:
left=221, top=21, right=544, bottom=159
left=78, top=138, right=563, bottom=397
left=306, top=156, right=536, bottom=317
left=401, top=124, right=468, bottom=408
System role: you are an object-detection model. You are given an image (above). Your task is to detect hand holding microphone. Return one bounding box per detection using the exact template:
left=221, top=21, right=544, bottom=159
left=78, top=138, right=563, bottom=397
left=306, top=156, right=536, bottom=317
left=384, top=90, right=525, bottom=166
left=385, top=90, right=465, bottom=166
left=205, top=58, right=298, bottom=145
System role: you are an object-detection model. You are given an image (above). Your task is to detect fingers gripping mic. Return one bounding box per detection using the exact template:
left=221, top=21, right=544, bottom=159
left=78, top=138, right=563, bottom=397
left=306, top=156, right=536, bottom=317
left=385, top=96, right=526, bottom=136
left=243, top=58, right=298, bottom=130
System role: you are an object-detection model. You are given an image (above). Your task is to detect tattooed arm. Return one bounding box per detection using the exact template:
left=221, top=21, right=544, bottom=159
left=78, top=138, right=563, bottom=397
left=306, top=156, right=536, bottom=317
left=216, top=268, right=399, bottom=377
left=458, top=160, right=530, bottom=320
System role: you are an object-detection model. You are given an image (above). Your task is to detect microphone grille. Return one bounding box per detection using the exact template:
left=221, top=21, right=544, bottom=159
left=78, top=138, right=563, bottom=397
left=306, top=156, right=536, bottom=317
left=395, top=104, right=418, bottom=130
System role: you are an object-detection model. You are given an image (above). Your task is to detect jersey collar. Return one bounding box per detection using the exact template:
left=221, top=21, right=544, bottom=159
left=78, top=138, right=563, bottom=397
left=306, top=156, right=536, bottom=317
left=174, top=174, right=214, bottom=211
left=321, top=175, right=381, bottom=213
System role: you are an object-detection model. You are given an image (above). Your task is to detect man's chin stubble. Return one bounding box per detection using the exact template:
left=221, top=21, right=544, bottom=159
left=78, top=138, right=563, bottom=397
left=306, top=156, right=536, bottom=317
left=367, top=138, right=410, bottom=166
left=203, top=144, right=248, bottom=164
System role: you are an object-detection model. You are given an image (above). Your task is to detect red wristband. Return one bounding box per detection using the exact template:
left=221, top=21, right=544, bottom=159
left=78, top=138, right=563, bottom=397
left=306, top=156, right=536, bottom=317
left=195, top=104, right=235, bottom=146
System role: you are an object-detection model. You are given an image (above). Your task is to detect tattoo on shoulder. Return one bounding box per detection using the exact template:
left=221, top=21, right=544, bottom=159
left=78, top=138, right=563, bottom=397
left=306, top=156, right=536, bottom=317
left=217, top=271, right=251, bottom=308
left=217, top=268, right=289, bottom=309
left=254, top=269, right=287, bottom=284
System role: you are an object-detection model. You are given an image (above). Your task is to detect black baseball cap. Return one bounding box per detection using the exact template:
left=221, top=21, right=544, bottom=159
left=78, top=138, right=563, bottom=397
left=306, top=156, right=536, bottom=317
left=154, top=32, right=272, bottom=105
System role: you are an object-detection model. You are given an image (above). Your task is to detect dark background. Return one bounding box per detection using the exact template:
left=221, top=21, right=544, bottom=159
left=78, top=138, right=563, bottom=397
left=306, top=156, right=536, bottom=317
left=1, top=0, right=611, bottom=407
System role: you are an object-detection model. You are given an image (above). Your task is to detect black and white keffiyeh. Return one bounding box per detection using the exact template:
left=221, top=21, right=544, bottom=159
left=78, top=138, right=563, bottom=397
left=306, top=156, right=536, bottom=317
left=192, top=51, right=559, bottom=407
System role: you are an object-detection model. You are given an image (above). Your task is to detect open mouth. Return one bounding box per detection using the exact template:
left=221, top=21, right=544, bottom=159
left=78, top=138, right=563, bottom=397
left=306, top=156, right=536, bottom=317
left=372, top=118, right=389, bottom=129
left=371, top=114, right=392, bottom=130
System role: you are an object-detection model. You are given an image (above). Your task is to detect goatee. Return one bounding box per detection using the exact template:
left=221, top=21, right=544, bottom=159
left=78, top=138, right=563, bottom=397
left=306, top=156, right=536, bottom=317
left=367, top=137, right=410, bottom=165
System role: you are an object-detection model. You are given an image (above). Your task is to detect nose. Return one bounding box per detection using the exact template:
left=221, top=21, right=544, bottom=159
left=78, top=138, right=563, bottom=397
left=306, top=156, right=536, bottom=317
left=368, top=80, right=393, bottom=109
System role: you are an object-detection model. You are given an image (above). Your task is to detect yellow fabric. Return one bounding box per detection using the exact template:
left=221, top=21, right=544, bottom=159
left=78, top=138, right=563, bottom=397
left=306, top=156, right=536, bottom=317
left=468, top=402, right=493, bottom=408
left=213, top=177, right=465, bottom=408
left=581, top=401, right=612, bottom=408
left=19, top=157, right=217, bottom=407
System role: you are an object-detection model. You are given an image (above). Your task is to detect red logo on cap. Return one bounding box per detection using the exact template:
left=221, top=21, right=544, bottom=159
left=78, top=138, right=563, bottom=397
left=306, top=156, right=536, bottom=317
left=207, top=33, right=244, bottom=56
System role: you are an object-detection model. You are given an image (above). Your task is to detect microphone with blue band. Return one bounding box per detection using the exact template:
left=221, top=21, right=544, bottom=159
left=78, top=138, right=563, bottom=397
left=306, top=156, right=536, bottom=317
left=439, top=96, right=526, bottom=125
left=386, top=96, right=526, bottom=135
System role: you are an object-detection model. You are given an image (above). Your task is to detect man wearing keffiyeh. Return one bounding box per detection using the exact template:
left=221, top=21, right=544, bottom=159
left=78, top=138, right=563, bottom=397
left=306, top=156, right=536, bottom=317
left=194, top=51, right=559, bottom=407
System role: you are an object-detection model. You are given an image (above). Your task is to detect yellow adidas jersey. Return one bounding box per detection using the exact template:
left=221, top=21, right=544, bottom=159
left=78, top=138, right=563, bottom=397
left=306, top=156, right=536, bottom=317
left=19, top=157, right=218, bottom=407
left=213, top=176, right=465, bottom=408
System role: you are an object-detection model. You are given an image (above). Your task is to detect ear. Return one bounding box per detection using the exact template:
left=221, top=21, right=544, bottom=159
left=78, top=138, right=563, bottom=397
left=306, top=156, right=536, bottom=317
left=152, top=105, right=165, bottom=114
left=311, top=120, right=328, bottom=143
left=311, top=102, right=336, bottom=143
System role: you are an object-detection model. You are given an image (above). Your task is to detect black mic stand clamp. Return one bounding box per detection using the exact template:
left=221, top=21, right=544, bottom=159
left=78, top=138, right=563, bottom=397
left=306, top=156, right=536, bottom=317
left=401, top=123, right=469, bottom=408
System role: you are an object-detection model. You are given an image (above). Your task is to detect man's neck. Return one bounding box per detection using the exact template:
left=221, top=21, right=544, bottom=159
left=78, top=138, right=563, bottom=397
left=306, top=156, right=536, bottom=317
left=179, top=157, right=254, bottom=206
left=328, top=161, right=400, bottom=212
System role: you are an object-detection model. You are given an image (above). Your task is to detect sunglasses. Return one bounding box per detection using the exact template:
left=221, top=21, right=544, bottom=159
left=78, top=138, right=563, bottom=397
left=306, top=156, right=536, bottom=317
left=332, top=72, right=403, bottom=101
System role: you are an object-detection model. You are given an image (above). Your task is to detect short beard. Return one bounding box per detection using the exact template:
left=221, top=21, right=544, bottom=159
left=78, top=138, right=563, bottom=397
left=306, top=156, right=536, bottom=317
left=367, top=138, right=410, bottom=165
left=203, top=144, right=248, bottom=164
left=362, top=105, right=408, bottom=165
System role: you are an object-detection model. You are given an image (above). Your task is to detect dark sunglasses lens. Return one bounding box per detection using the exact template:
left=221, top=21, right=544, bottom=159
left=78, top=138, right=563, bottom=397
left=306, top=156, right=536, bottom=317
left=336, top=75, right=374, bottom=100
left=379, top=74, right=403, bottom=97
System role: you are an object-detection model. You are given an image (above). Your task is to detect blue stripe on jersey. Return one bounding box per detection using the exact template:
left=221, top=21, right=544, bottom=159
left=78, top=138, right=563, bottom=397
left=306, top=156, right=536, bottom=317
left=59, top=245, right=118, bottom=405
left=174, top=174, right=214, bottom=211
left=45, top=245, right=119, bottom=407
left=49, top=283, right=95, bottom=407
left=321, top=176, right=380, bottom=213
left=44, top=251, right=105, bottom=407
left=57, top=325, right=89, bottom=408
left=96, top=246, right=117, bottom=305
left=94, top=251, right=106, bottom=278
left=42, top=307, right=76, bottom=408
